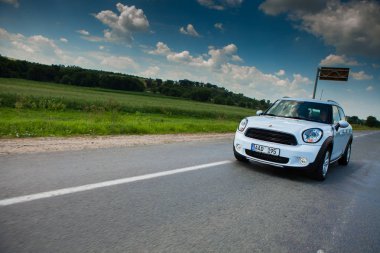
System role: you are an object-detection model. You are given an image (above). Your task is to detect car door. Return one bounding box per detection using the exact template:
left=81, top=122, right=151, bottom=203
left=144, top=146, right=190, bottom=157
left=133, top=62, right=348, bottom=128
left=331, top=106, right=345, bottom=161
left=338, top=106, right=351, bottom=146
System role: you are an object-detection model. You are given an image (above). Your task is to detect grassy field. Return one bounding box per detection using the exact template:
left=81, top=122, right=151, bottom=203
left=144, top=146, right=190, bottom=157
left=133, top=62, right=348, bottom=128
left=0, top=78, right=254, bottom=119
left=0, top=108, right=238, bottom=137
left=350, top=124, right=380, bottom=131
left=0, top=78, right=252, bottom=137
left=1, top=78, right=377, bottom=138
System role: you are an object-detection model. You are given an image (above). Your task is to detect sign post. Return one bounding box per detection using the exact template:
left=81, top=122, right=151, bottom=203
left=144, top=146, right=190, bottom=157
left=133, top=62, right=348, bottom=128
left=312, top=67, right=350, bottom=99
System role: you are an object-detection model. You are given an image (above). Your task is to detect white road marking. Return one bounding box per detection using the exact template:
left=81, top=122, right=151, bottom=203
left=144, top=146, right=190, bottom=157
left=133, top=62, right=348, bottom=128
left=354, top=132, right=379, bottom=138
left=0, top=160, right=232, bottom=207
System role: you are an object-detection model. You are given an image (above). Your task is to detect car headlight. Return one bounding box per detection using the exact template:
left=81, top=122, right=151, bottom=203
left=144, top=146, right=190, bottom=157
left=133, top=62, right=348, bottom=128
left=302, top=128, right=323, bottom=143
left=238, top=118, right=248, bottom=132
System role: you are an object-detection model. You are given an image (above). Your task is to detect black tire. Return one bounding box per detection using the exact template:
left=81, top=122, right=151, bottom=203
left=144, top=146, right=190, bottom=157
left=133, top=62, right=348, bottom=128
left=233, top=145, right=249, bottom=163
left=338, top=142, right=351, bottom=166
left=312, top=148, right=331, bottom=181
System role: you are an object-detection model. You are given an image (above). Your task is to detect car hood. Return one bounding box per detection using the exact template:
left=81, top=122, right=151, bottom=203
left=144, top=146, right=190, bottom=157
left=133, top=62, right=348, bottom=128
left=246, top=115, right=329, bottom=135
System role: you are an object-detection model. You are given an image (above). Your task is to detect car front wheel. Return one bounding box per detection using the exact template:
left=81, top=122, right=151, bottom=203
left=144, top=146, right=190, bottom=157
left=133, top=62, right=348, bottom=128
left=312, top=149, right=331, bottom=181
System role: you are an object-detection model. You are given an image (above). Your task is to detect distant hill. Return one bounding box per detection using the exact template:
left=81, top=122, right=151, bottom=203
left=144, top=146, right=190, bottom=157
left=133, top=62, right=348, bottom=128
left=0, top=55, right=270, bottom=110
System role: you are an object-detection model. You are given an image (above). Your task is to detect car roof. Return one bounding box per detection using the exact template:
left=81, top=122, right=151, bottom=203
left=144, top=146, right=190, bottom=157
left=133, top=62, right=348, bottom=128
left=280, top=97, right=341, bottom=106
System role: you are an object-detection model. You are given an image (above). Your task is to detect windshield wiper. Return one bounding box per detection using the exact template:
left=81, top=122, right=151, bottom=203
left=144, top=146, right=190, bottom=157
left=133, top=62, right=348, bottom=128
left=263, top=113, right=277, bottom=116
left=283, top=116, right=313, bottom=121
left=288, top=116, right=306, bottom=120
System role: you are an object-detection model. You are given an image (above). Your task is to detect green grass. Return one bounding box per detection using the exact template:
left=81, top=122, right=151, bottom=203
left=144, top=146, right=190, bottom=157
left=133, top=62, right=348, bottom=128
left=0, top=108, right=238, bottom=138
left=0, top=78, right=250, bottom=137
left=0, top=78, right=254, bottom=120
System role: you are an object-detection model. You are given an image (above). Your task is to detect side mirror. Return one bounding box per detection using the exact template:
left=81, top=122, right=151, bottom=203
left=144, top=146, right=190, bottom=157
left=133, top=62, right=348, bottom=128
left=335, top=120, right=349, bottom=130
left=339, top=120, right=349, bottom=128
left=256, top=110, right=263, bottom=116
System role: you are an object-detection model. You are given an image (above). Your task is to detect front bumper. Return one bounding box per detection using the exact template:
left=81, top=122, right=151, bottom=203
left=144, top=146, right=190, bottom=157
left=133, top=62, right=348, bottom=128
left=234, top=130, right=322, bottom=168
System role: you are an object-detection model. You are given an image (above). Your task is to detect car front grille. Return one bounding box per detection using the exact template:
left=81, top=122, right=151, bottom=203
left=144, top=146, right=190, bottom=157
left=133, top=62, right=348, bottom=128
left=244, top=128, right=298, bottom=146
left=245, top=149, right=289, bottom=164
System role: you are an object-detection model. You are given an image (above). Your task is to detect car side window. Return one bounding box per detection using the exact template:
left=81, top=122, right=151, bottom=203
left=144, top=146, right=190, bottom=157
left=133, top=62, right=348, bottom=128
left=338, top=107, right=346, bottom=121
left=332, top=106, right=341, bottom=124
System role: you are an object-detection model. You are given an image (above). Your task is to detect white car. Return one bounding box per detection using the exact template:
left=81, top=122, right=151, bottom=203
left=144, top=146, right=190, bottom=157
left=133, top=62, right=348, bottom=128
left=233, top=98, right=353, bottom=180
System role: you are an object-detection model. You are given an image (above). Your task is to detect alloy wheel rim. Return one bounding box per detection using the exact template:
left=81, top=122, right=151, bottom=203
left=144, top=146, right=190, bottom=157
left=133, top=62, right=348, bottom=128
left=347, top=145, right=351, bottom=163
left=322, top=151, right=330, bottom=176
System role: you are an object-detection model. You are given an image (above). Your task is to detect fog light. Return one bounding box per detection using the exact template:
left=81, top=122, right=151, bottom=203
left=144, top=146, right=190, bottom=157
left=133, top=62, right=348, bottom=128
left=235, top=143, right=242, bottom=151
left=299, top=157, right=308, bottom=166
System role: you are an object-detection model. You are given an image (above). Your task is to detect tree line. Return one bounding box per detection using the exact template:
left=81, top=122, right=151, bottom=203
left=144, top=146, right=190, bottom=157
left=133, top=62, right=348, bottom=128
left=347, top=115, right=380, bottom=128
left=0, top=55, right=270, bottom=110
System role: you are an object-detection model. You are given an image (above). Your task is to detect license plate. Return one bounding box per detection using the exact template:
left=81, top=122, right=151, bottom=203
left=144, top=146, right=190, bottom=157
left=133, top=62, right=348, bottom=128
left=251, top=143, right=280, bottom=156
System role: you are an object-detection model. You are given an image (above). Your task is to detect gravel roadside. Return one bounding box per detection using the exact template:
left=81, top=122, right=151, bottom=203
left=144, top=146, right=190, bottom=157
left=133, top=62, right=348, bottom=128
left=0, top=133, right=234, bottom=155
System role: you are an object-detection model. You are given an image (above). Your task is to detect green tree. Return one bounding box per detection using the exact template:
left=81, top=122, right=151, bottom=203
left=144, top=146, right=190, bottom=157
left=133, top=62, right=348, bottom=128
left=366, top=116, right=379, bottom=127
left=347, top=116, right=360, bottom=125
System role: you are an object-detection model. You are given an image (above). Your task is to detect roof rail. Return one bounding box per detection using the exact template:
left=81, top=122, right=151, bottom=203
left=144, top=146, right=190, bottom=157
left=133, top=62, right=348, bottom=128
left=327, top=99, right=339, bottom=104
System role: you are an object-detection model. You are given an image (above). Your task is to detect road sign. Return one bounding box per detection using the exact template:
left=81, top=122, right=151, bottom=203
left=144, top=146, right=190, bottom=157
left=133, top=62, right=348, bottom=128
left=312, top=67, right=350, bottom=99
left=319, top=67, right=350, bottom=81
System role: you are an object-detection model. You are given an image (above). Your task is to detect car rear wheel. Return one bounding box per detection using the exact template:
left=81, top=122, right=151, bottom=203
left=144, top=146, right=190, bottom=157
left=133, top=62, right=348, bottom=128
left=312, top=149, right=331, bottom=181
left=338, top=142, right=351, bottom=166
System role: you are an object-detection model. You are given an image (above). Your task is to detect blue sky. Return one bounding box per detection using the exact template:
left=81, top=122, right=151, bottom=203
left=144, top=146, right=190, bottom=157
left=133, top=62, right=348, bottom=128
left=0, top=0, right=379, bottom=118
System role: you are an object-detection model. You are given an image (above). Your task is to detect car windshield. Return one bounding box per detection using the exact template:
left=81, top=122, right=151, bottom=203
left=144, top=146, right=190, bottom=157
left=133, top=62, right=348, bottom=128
left=264, top=100, right=332, bottom=124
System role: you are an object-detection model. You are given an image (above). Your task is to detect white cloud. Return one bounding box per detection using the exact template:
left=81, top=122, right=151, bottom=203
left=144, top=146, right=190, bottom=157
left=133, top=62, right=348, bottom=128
left=60, top=37, right=68, bottom=43
left=0, top=27, right=24, bottom=41
left=140, top=66, right=160, bottom=78
left=197, top=0, right=243, bottom=10
left=77, top=29, right=90, bottom=36
left=0, top=0, right=19, bottom=8
left=351, top=71, right=373, bottom=80
left=11, top=40, right=34, bottom=53
left=0, top=27, right=140, bottom=75
left=276, top=69, right=286, bottom=76
left=259, top=0, right=326, bottom=16
left=232, top=55, right=243, bottom=62
left=204, top=44, right=239, bottom=68
left=28, top=35, right=63, bottom=54
left=259, top=0, right=380, bottom=57
left=218, top=63, right=311, bottom=99
left=148, top=42, right=171, bottom=55
left=199, top=45, right=223, bottom=63
left=167, top=51, right=194, bottom=63
left=145, top=41, right=311, bottom=100
left=214, top=23, right=224, bottom=31
left=76, top=30, right=104, bottom=42
left=99, top=45, right=105, bottom=50
left=148, top=42, right=241, bottom=69
left=319, top=54, right=360, bottom=66
left=0, top=28, right=70, bottom=64
left=73, top=56, right=92, bottom=67
left=100, top=55, right=138, bottom=70
left=82, top=36, right=104, bottom=42
left=372, top=63, right=380, bottom=69
left=165, top=43, right=240, bottom=69
left=179, top=24, right=200, bottom=37
left=94, top=3, right=149, bottom=43
left=366, top=85, right=373, bottom=91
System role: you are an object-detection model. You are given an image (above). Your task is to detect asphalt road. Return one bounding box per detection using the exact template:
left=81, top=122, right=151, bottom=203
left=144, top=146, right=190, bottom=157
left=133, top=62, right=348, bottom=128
left=1, top=131, right=380, bottom=253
